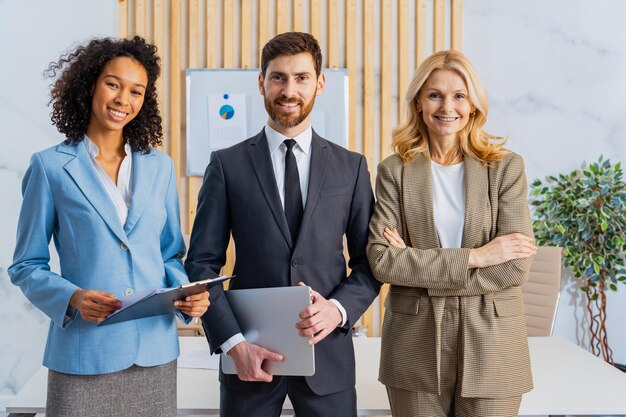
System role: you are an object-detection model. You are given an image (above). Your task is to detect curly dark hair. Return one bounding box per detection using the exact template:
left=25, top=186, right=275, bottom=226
left=45, top=36, right=162, bottom=153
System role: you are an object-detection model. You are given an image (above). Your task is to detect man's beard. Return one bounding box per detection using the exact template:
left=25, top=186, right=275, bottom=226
left=264, top=94, right=316, bottom=129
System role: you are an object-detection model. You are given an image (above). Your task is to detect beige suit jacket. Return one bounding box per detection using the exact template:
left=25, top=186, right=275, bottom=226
left=367, top=151, right=534, bottom=398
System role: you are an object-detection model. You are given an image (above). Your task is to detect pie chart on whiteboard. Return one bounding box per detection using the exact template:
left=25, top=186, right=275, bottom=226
left=219, top=104, right=235, bottom=120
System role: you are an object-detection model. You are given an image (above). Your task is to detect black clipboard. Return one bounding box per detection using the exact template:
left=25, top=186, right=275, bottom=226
left=98, top=275, right=232, bottom=326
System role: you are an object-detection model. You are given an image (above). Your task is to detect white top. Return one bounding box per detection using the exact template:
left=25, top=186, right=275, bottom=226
left=219, top=124, right=347, bottom=354
left=431, top=160, right=465, bottom=248
left=84, top=136, right=132, bottom=226
left=265, top=123, right=311, bottom=208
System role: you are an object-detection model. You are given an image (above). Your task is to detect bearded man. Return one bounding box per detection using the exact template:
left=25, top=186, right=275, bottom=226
left=185, top=32, right=381, bottom=417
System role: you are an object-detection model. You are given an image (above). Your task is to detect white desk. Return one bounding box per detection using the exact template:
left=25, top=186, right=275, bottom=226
left=6, top=337, right=626, bottom=416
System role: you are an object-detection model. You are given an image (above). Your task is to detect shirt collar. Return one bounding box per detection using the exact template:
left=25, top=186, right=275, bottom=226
left=84, top=135, right=131, bottom=158
left=264, top=123, right=312, bottom=155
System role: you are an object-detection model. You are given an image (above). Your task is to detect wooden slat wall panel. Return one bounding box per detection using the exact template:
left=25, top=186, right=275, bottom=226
left=222, top=0, right=236, bottom=276
left=451, top=0, right=463, bottom=50
left=135, top=0, right=147, bottom=37
left=188, top=0, right=216, bottom=235
left=187, top=0, right=200, bottom=234
left=293, top=0, right=306, bottom=32
left=327, top=0, right=340, bottom=68
left=416, top=0, right=428, bottom=66
left=169, top=0, right=182, bottom=190
left=188, top=177, right=202, bottom=233
left=362, top=0, right=375, bottom=172
left=118, top=0, right=128, bottom=39
left=310, top=0, right=322, bottom=47
left=343, top=0, right=368, bottom=331
left=119, top=0, right=463, bottom=336
left=398, top=0, right=410, bottom=121
left=258, top=1, right=271, bottom=64
left=206, top=1, right=218, bottom=68
left=153, top=0, right=165, bottom=134
left=188, top=0, right=199, bottom=68
left=433, top=0, right=445, bottom=52
left=345, top=0, right=356, bottom=152
left=223, top=0, right=235, bottom=68
left=276, top=0, right=291, bottom=34
left=380, top=0, right=392, bottom=160
left=241, top=0, right=253, bottom=68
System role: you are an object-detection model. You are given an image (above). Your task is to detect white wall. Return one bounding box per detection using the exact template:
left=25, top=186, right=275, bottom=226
left=464, top=0, right=626, bottom=365
left=0, top=0, right=116, bottom=406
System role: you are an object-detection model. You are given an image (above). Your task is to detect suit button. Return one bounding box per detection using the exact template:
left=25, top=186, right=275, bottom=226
left=291, top=259, right=298, bottom=267
left=120, top=242, right=129, bottom=251
left=124, top=288, right=134, bottom=296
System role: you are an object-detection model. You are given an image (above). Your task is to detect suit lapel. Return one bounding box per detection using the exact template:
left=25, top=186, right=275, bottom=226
left=296, top=131, right=329, bottom=247
left=461, top=156, right=489, bottom=248
left=60, top=142, right=128, bottom=244
left=403, top=153, right=489, bottom=249
left=248, top=129, right=293, bottom=249
left=124, top=150, right=158, bottom=234
left=402, top=154, right=441, bottom=249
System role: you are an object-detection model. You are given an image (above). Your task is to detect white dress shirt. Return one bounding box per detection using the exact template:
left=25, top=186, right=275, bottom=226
left=84, top=136, right=132, bottom=226
left=220, top=124, right=348, bottom=354
left=266, top=123, right=311, bottom=209
left=431, top=160, right=465, bottom=248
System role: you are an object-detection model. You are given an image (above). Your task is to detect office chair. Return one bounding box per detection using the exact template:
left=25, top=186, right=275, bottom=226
left=522, top=246, right=563, bottom=337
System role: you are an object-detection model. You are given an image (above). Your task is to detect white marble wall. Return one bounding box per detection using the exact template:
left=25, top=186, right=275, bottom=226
left=464, top=0, right=626, bottom=365
left=0, top=0, right=116, bottom=406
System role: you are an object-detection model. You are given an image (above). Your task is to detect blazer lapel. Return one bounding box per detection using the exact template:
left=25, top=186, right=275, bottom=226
left=248, top=129, right=293, bottom=249
left=60, top=142, right=128, bottom=244
left=296, top=131, right=329, bottom=247
left=461, top=156, right=489, bottom=248
left=402, top=154, right=441, bottom=249
left=124, top=150, right=158, bottom=234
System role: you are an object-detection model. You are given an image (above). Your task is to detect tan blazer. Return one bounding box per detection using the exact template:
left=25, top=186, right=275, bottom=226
left=366, top=151, right=534, bottom=398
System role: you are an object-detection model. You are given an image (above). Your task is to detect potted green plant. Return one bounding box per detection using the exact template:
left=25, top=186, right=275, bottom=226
left=530, top=156, right=626, bottom=367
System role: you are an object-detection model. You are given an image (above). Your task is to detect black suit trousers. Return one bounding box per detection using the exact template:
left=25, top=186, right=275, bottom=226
left=220, top=376, right=357, bottom=417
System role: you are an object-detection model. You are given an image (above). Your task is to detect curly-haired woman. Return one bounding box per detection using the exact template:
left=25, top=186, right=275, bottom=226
left=9, top=36, right=209, bottom=417
left=367, top=50, right=537, bottom=416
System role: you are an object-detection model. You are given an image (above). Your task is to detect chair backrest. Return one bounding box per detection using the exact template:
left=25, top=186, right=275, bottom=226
left=522, top=246, right=562, bottom=337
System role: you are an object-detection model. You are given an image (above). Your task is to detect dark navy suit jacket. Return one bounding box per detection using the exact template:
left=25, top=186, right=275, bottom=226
left=185, top=128, right=381, bottom=395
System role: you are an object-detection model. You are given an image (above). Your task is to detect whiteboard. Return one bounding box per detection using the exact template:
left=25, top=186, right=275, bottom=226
left=185, top=68, right=348, bottom=176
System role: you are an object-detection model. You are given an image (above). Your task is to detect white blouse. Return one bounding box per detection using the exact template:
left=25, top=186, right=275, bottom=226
left=84, top=136, right=132, bottom=226
left=431, top=160, right=465, bottom=248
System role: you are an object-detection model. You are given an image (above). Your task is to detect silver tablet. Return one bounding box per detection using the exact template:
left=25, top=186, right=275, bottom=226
left=221, top=285, right=315, bottom=376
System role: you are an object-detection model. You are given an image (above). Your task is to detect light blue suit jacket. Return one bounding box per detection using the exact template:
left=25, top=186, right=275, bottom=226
left=9, top=141, right=189, bottom=375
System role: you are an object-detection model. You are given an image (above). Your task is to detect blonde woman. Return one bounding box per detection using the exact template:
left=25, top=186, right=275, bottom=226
left=367, top=50, right=537, bottom=416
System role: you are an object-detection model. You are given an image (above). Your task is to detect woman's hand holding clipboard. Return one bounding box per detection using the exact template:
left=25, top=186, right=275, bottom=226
left=98, top=275, right=234, bottom=326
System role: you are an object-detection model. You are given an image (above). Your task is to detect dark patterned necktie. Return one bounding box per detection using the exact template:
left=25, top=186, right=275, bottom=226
left=283, top=139, right=303, bottom=244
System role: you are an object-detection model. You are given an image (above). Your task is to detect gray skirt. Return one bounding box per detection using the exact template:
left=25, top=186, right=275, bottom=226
left=46, top=360, right=177, bottom=417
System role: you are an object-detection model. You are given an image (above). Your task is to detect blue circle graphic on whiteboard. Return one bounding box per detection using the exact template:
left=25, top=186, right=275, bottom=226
left=219, top=104, right=235, bottom=120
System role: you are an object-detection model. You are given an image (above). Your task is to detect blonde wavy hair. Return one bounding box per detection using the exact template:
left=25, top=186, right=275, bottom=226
left=392, top=50, right=508, bottom=165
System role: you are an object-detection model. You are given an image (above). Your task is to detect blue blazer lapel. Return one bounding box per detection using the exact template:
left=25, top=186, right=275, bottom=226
left=125, top=150, right=158, bottom=234
left=248, top=129, right=293, bottom=249
left=297, top=131, right=329, bottom=246
left=59, top=142, right=128, bottom=244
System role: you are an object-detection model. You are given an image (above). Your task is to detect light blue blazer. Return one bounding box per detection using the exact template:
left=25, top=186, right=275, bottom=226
left=9, top=141, right=190, bottom=375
